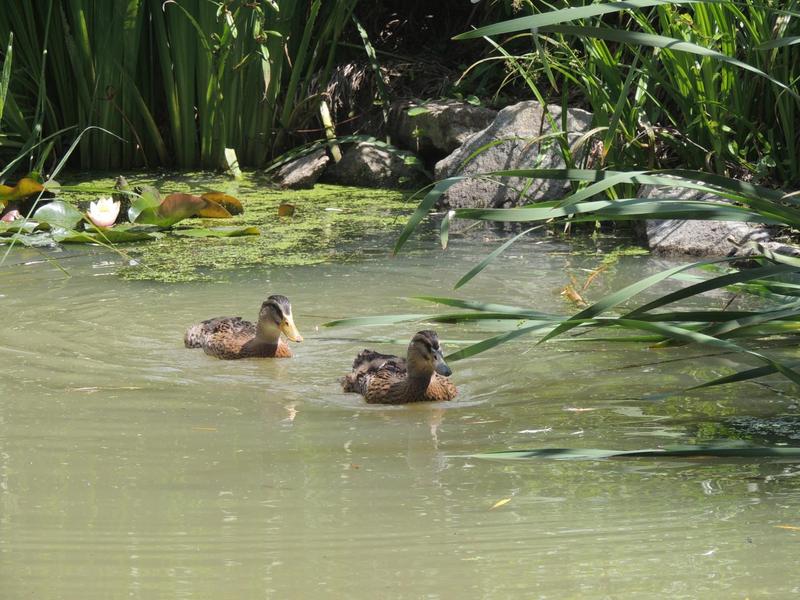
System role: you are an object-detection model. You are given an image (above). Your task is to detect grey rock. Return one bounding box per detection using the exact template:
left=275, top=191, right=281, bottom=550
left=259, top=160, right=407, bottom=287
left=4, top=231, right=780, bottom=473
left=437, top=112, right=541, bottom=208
left=434, top=101, right=593, bottom=209
left=273, top=149, right=330, bottom=189
left=322, top=141, right=427, bottom=189
left=389, top=99, right=497, bottom=156
left=761, top=241, right=800, bottom=257
left=638, top=184, right=770, bottom=256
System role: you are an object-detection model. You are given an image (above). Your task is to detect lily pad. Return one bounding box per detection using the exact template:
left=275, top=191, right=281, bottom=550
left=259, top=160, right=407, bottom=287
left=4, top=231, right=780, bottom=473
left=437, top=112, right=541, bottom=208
left=54, top=228, right=158, bottom=243
left=3, top=232, right=54, bottom=247
left=193, top=198, right=232, bottom=219
left=278, top=203, right=296, bottom=217
left=132, top=190, right=232, bottom=227
left=201, top=192, right=243, bottom=215
left=33, top=200, right=84, bottom=230
left=126, top=185, right=161, bottom=222
left=0, top=221, right=38, bottom=235
left=0, top=177, right=45, bottom=206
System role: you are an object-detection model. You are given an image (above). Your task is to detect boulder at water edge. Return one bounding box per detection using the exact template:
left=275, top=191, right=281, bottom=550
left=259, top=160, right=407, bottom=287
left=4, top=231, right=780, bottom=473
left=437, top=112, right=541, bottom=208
left=434, top=101, right=593, bottom=209
left=273, top=149, right=330, bottom=189
left=638, top=184, right=772, bottom=256
left=322, top=141, right=427, bottom=189
left=389, top=99, right=497, bottom=158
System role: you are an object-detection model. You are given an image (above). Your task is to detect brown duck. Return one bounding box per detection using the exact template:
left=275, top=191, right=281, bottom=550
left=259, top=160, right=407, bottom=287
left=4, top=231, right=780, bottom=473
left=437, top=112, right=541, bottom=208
left=184, top=295, right=302, bottom=359
left=342, top=330, right=457, bottom=404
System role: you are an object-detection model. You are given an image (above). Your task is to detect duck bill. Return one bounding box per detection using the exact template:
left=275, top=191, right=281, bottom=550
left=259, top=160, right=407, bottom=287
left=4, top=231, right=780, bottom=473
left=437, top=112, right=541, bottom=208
left=434, top=352, right=452, bottom=377
left=280, top=315, right=303, bottom=342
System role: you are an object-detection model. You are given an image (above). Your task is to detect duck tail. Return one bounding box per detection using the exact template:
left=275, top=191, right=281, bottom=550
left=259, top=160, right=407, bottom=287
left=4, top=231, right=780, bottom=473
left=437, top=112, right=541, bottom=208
left=184, top=324, right=206, bottom=348
left=340, top=372, right=363, bottom=393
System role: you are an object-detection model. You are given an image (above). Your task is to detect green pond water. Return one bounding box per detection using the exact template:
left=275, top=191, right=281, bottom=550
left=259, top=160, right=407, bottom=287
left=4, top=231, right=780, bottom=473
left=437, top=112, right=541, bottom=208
left=2, top=185, right=800, bottom=598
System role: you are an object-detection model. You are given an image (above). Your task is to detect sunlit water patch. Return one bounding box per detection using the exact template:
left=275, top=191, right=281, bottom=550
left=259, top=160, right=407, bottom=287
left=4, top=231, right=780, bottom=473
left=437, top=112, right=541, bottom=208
left=2, top=215, right=800, bottom=599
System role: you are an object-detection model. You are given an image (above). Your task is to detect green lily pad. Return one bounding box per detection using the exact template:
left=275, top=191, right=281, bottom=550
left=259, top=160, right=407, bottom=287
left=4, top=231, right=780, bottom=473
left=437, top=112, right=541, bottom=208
left=0, top=221, right=38, bottom=235
left=127, top=185, right=162, bottom=223
left=33, top=200, right=84, bottom=230
left=131, top=189, right=231, bottom=227
left=54, top=226, right=158, bottom=244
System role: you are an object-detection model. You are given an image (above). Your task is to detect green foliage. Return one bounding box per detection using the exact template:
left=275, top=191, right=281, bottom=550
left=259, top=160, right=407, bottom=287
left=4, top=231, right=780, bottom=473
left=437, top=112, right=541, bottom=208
left=472, top=443, right=800, bottom=461
left=0, top=0, right=359, bottom=171
left=325, top=252, right=800, bottom=388
left=396, top=168, right=800, bottom=268
left=172, top=226, right=259, bottom=238
left=32, top=199, right=83, bottom=229
left=0, top=32, right=11, bottom=126
left=457, top=0, right=800, bottom=185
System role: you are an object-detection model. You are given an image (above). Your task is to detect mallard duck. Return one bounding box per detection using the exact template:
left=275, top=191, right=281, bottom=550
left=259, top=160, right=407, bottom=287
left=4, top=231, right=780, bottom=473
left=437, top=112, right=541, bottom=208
left=342, top=330, right=457, bottom=404
left=184, top=294, right=302, bottom=359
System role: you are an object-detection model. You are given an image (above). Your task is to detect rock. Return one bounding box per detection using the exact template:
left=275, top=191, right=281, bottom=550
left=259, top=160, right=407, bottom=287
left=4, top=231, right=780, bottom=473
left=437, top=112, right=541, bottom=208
left=273, top=149, right=330, bottom=189
left=644, top=219, right=771, bottom=257
left=434, top=101, right=593, bottom=209
left=638, top=185, right=771, bottom=256
left=761, top=241, right=800, bottom=258
left=322, top=141, right=427, bottom=189
left=389, top=99, right=497, bottom=158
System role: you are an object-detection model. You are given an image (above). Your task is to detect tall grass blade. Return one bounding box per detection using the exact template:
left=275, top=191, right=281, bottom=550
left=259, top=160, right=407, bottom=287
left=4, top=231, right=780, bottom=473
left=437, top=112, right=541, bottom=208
left=544, top=25, right=799, bottom=101
left=454, top=225, right=541, bottom=289
left=625, top=264, right=800, bottom=317
left=471, top=444, right=800, bottom=460
left=0, top=32, right=11, bottom=126
left=455, top=1, right=698, bottom=39
left=446, top=323, right=553, bottom=362
left=539, top=258, right=731, bottom=343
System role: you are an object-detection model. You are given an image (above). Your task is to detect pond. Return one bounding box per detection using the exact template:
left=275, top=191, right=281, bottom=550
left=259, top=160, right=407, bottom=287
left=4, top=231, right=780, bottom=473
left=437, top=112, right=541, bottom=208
left=2, top=198, right=800, bottom=598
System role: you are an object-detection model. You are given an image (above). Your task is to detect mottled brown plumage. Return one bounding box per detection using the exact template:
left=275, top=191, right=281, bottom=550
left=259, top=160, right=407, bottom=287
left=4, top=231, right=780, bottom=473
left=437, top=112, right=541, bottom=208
left=342, top=330, right=457, bottom=404
left=184, top=295, right=302, bottom=359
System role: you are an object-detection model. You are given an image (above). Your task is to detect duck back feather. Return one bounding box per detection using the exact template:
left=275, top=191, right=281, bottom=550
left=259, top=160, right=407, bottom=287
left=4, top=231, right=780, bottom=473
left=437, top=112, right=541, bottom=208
left=341, top=345, right=456, bottom=404
left=184, top=316, right=291, bottom=359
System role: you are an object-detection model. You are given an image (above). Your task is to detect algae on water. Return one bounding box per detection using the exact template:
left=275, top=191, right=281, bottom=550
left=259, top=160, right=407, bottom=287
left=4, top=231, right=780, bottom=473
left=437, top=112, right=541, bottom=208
left=63, top=173, right=413, bottom=282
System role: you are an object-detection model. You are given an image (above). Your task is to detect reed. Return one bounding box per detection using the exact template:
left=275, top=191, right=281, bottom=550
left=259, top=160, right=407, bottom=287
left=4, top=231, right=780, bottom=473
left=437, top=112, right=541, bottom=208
left=458, top=0, right=800, bottom=186
left=374, top=1, right=800, bottom=388
left=0, top=0, right=359, bottom=172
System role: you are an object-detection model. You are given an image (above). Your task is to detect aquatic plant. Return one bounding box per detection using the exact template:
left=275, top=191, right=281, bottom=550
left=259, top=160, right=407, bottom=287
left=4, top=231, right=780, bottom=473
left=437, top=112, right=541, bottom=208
left=458, top=0, right=800, bottom=185
left=0, top=174, right=255, bottom=253
left=321, top=166, right=800, bottom=389
left=86, top=197, right=120, bottom=228
left=471, top=443, right=800, bottom=461
left=0, top=0, right=359, bottom=171
left=339, top=1, right=800, bottom=389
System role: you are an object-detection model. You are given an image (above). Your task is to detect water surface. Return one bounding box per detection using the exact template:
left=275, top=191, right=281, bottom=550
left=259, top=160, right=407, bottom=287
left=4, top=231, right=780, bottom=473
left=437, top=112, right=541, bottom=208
left=2, top=228, right=800, bottom=599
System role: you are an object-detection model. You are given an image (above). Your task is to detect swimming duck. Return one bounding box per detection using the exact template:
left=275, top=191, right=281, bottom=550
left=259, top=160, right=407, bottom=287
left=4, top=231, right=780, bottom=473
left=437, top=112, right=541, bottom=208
left=342, top=330, right=457, bottom=404
left=184, top=294, right=302, bottom=359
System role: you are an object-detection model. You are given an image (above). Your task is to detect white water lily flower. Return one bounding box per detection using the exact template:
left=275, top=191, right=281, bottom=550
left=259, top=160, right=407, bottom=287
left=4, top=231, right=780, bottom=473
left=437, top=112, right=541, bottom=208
left=87, top=196, right=121, bottom=227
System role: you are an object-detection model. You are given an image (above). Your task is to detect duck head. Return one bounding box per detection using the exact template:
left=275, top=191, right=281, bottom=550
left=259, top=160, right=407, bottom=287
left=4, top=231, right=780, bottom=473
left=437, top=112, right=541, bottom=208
left=408, top=330, right=452, bottom=377
left=258, top=294, right=303, bottom=342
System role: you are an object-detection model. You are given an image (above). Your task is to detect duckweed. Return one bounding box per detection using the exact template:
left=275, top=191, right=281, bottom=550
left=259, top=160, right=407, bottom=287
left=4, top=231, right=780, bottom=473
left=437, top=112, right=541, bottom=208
left=63, top=172, right=414, bottom=282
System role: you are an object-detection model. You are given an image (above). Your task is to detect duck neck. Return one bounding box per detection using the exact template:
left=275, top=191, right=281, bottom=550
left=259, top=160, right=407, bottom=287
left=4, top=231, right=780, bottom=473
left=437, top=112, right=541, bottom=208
left=404, top=365, right=433, bottom=396
left=255, top=322, right=281, bottom=346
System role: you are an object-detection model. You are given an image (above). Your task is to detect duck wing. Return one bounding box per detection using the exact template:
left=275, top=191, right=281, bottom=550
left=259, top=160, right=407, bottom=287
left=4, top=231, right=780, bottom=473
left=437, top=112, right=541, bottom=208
left=341, top=349, right=407, bottom=394
left=184, top=316, right=255, bottom=348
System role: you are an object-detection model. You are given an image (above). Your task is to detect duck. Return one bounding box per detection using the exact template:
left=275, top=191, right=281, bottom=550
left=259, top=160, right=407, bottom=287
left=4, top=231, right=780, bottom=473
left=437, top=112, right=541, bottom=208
left=184, top=294, right=302, bottom=359
left=342, top=330, right=457, bottom=404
